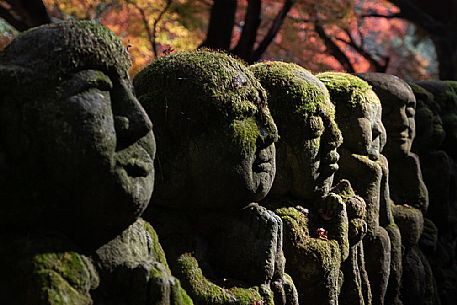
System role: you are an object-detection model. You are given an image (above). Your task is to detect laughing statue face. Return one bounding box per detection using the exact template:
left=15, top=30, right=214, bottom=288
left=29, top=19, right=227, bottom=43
left=251, top=62, right=343, bottom=201
left=0, top=21, right=155, bottom=247
left=134, top=50, right=279, bottom=210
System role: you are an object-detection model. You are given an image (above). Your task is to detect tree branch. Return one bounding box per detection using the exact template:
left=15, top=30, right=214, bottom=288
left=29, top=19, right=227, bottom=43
left=386, top=0, right=446, bottom=33
left=314, top=21, right=355, bottom=73
left=251, top=0, right=296, bottom=62
left=200, top=0, right=237, bottom=50
left=336, top=30, right=388, bottom=72
left=2, top=0, right=51, bottom=31
left=232, top=0, right=261, bottom=61
left=361, top=13, right=401, bottom=19
left=127, top=0, right=172, bottom=59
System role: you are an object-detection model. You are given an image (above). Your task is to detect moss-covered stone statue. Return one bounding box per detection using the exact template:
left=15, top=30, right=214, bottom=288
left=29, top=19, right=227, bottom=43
left=0, top=20, right=190, bottom=305
left=250, top=62, right=349, bottom=305
left=416, top=80, right=457, bottom=161
left=358, top=73, right=438, bottom=305
left=318, top=72, right=402, bottom=305
left=413, top=80, right=457, bottom=305
left=410, top=83, right=449, bottom=235
left=134, top=50, right=298, bottom=305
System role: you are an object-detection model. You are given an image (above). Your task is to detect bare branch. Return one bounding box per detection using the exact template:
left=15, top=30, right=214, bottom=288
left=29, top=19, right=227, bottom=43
left=152, top=0, right=173, bottom=57
left=127, top=0, right=172, bottom=59
left=232, top=0, right=261, bottom=61
left=200, top=0, right=237, bottom=50
left=314, top=21, right=355, bottom=73
left=361, top=13, right=401, bottom=19
left=386, top=0, right=446, bottom=33
left=252, top=0, right=296, bottom=62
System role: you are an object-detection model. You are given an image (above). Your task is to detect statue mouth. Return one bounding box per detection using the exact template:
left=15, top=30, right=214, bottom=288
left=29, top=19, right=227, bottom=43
left=124, top=160, right=152, bottom=177
left=115, top=147, right=154, bottom=178
left=253, top=147, right=274, bottom=173
left=253, top=160, right=273, bottom=173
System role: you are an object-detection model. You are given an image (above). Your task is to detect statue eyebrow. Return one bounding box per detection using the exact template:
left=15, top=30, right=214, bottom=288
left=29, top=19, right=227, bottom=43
left=60, top=70, right=113, bottom=98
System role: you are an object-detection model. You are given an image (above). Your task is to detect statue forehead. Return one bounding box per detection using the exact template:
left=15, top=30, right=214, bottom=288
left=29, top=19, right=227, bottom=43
left=0, top=20, right=130, bottom=83
left=318, top=72, right=378, bottom=110
left=357, top=73, right=414, bottom=106
left=134, top=50, right=266, bottom=118
left=250, top=61, right=333, bottom=118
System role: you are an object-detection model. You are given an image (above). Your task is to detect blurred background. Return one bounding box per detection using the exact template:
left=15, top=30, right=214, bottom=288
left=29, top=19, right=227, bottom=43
left=1, top=0, right=456, bottom=80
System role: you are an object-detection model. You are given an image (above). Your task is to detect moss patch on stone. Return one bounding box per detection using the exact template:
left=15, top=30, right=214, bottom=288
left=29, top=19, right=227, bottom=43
left=317, top=72, right=378, bottom=110
left=250, top=61, right=336, bottom=145
left=134, top=50, right=277, bottom=156
left=175, top=253, right=269, bottom=305
left=0, top=19, right=130, bottom=94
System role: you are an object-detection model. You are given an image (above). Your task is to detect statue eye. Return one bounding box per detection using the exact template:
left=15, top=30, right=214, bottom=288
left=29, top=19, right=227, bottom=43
left=304, top=116, right=324, bottom=139
left=406, top=102, right=416, bottom=117
left=61, top=70, right=113, bottom=98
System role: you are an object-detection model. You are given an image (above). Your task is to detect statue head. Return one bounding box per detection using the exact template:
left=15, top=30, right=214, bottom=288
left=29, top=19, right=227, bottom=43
left=357, top=73, right=416, bottom=158
left=318, top=72, right=386, bottom=161
left=134, top=50, right=278, bottom=210
left=0, top=20, right=155, bottom=248
left=250, top=62, right=342, bottom=201
left=409, top=82, right=445, bottom=153
left=418, top=80, right=457, bottom=159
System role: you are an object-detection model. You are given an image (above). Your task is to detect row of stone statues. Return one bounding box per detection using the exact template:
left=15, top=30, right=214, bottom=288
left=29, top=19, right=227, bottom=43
left=0, top=20, right=456, bottom=305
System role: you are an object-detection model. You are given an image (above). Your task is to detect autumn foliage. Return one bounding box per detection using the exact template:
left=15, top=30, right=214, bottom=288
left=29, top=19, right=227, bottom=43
left=0, top=0, right=438, bottom=79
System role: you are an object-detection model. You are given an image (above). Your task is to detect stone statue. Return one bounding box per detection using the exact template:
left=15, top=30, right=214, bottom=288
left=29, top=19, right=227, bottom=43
left=0, top=20, right=190, bottom=305
left=413, top=81, right=457, bottom=305
left=318, top=72, right=402, bottom=305
left=134, top=50, right=298, bottom=305
left=251, top=61, right=350, bottom=305
left=359, top=73, right=438, bottom=305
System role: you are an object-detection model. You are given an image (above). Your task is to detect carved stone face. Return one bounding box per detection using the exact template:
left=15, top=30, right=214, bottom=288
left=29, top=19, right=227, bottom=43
left=350, top=94, right=386, bottom=160
left=381, top=90, right=416, bottom=155
left=416, top=80, right=457, bottom=158
left=251, top=62, right=342, bottom=200
left=358, top=73, right=416, bottom=158
left=187, top=90, right=278, bottom=207
left=318, top=72, right=386, bottom=161
left=134, top=50, right=278, bottom=209
left=410, top=83, right=445, bottom=152
left=0, top=21, right=155, bottom=246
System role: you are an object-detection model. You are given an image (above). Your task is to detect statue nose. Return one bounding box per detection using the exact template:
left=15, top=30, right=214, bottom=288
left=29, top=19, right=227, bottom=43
left=112, top=81, right=152, bottom=149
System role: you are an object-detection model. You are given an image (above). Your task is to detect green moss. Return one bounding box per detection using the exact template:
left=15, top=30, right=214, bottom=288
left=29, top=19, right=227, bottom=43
left=250, top=61, right=336, bottom=146
left=143, top=221, right=172, bottom=274
left=135, top=50, right=266, bottom=120
left=33, top=270, right=92, bottom=305
left=0, top=20, right=130, bottom=93
left=133, top=50, right=278, bottom=159
left=230, top=117, right=260, bottom=155
left=33, top=252, right=94, bottom=292
left=175, top=253, right=266, bottom=305
left=30, top=251, right=97, bottom=305
left=317, top=72, right=377, bottom=109
left=275, top=207, right=342, bottom=304
left=251, top=61, right=333, bottom=116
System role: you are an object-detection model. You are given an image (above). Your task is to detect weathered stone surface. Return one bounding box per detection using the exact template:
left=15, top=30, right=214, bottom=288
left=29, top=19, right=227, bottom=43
left=251, top=62, right=349, bottom=305
left=0, top=20, right=188, bottom=305
left=319, top=72, right=401, bottom=305
left=413, top=81, right=457, bottom=305
left=359, top=72, right=438, bottom=305
left=135, top=50, right=295, bottom=305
